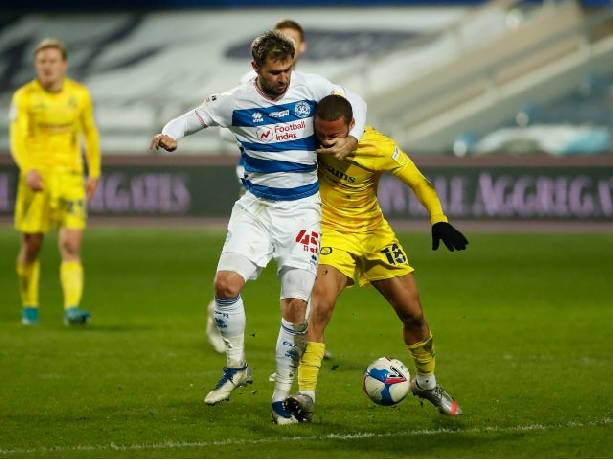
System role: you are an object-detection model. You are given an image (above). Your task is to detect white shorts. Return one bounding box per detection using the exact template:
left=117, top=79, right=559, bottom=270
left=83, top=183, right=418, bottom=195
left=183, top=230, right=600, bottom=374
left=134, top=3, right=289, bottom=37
left=217, top=191, right=321, bottom=280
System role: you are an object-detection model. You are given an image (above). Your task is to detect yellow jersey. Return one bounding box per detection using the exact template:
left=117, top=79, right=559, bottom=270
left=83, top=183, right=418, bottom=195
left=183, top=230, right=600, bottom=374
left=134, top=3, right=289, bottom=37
left=9, top=78, right=100, bottom=179
left=319, top=126, right=447, bottom=232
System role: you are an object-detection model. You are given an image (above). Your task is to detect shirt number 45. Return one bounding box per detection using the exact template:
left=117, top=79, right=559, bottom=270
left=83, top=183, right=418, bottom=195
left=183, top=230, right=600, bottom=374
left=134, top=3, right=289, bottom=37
left=295, top=229, right=319, bottom=254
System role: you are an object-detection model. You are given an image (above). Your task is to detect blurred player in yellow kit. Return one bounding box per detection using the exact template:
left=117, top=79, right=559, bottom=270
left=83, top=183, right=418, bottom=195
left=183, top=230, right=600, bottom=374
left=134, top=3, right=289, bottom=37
left=284, top=95, right=468, bottom=421
left=9, top=38, right=101, bottom=326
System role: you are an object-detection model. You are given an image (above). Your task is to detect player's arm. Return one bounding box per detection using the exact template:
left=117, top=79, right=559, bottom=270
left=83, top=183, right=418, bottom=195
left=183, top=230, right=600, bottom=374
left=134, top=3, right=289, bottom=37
left=80, top=88, right=101, bottom=201
left=9, top=93, right=27, bottom=170
left=312, top=76, right=367, bottom=159
left=317, top=89, right=367, bottom=160
left=9, top=92, right=43, bottom=191
left=390, top=149, right=468, bottom=252
left=150, top=94, right=228, bottom=152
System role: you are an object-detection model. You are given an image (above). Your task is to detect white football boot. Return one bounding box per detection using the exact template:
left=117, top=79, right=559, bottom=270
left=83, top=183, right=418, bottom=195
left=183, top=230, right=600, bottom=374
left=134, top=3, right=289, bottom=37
left=204, top=365, right=253, bottom=405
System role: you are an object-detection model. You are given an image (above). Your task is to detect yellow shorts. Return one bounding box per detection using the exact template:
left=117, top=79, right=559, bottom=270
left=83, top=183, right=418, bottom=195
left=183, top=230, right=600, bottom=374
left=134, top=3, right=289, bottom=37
left=14, top=172, right=87, bottom=234
left=320, top=221, right=414, bottom=287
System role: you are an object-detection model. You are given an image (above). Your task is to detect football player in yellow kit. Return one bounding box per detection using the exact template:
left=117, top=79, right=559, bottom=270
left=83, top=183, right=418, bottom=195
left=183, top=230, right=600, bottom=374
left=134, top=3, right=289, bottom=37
left=285, top=95, right=468, bottom=420
left=10, top=38, right=101, bottom=326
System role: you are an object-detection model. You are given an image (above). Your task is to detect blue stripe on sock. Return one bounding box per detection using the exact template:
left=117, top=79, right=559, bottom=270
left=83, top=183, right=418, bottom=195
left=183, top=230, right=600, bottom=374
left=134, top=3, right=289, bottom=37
left=215, top=295, right=240, bottom=306
left=281, top=323, right=307, bottom=335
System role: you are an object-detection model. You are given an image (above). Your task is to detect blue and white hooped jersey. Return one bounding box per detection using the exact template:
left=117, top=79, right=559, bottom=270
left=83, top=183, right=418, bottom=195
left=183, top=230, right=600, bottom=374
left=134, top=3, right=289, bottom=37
left=193, top=72, right=351, bottom=201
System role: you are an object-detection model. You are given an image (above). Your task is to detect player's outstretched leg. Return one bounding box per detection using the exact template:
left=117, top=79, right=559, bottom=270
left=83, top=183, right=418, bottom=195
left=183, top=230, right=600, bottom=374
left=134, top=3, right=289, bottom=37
left=285, top=340, right=326, bottom=422
left=271, top=317, right=307, bottom=424
left=406, top=330, right=462, bottom=416
left=204, top=292, right=251, bottom=405
left=373, top=274, right=462, bottom=416
left=206, top=299, right=226, bottom=353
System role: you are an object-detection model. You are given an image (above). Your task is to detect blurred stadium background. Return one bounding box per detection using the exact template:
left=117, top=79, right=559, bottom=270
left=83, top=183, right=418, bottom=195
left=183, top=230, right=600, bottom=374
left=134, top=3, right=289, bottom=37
left=1, top=0, right=612, bottom=225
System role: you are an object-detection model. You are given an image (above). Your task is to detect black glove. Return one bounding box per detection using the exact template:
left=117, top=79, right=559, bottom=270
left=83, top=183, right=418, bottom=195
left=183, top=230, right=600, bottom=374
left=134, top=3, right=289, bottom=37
left=431, top=222, right=468, bottom=252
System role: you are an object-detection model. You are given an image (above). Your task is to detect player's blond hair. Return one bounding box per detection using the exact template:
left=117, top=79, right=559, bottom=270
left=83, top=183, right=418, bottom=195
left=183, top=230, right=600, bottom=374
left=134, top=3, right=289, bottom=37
left=34, top=38, right=68, bottom=60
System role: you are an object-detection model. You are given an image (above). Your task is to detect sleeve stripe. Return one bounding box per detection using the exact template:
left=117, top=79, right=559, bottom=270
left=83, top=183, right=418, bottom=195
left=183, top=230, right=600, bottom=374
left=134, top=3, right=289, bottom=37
left=194, top=110, right=208, bottom=128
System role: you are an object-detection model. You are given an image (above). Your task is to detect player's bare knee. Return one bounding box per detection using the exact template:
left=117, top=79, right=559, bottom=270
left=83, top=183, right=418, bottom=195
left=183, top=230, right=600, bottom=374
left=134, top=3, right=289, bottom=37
left=214, top=271, right=242, bottom=298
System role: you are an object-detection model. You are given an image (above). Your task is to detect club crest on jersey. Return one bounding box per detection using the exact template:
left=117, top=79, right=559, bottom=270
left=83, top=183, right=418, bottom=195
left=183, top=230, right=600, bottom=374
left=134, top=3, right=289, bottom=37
left=256, top=126, right=274, bottom=143
left=252, top=112, right=264, bottom=124
left=294, top=101, right=311, bottom=118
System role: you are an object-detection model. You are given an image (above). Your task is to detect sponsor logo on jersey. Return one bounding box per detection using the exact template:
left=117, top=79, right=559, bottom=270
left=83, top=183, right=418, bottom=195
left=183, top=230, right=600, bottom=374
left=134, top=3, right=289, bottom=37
left=253, top=120, right=307, bottom=143
left=294, top=101, right=311, bottom=118
left=273, top=119, right=305, bottom=141
left=252, top=112, right=263, bottom=124
left=256, top=126, right=274, bottom=143
left=204, top=94, right=217, bottom=103
left=324, top=164, right=356, bottom=183
left=270, top=109, right=290, bottom=118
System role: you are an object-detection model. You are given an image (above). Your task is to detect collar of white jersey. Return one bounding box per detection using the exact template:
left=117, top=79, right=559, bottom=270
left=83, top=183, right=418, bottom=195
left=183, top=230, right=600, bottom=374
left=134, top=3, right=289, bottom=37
left=253, top=70, right=295, bottom=102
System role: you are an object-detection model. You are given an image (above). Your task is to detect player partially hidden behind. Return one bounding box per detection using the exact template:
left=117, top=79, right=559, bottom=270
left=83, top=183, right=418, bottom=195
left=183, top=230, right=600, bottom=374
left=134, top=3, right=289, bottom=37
left=285, top=95, right=468, bottom=422
left=206, top=19, right=308, bottom=354
left=9, top=38, right=101, bottom=326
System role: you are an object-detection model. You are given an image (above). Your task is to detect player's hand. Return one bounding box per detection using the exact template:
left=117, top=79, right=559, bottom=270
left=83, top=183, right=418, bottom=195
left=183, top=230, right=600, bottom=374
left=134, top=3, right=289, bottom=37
left=150, top=133, right=177, bottom=152
left=86, top=177, right=99, bottom=202
left=25, top=170, right=44, bottom=192
left=432, top=222, right=468, bottom=252
left=317, top=136, right=358, bottom=160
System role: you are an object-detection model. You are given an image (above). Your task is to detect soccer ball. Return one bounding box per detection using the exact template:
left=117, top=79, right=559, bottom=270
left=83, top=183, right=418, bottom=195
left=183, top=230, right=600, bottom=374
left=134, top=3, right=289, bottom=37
left=363, top=357, right=410, bottom=406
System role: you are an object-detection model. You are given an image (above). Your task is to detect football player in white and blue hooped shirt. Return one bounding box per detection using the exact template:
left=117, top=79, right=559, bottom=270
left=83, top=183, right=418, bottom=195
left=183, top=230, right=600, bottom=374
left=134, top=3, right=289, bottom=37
left=150, top=30, right=366, bottom=425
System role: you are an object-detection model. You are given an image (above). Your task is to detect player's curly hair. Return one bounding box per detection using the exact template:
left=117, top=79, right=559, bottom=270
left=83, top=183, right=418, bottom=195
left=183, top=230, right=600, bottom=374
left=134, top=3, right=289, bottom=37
left=251, top=31, right=295, bottom=67
left=315, top=94, right=353, bottom=124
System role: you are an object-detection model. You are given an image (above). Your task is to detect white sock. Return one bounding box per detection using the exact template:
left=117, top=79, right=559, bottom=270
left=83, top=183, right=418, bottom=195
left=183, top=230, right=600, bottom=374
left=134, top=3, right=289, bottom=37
left=416, top=374, right=437, bottom=390
left=214, top=295, right=246, bottom=368
left=272, top=318, right=307, bottom=402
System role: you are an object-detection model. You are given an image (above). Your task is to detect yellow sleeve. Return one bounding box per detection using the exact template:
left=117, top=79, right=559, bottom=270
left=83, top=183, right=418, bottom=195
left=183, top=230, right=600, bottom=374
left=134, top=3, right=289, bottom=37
left=352, top=128, right=448, bottom=225
left=9, top=91, right=30, bottom=171
left=390, top=149, right=448, bottom=225
left=80, top=88, right=101, bottom=178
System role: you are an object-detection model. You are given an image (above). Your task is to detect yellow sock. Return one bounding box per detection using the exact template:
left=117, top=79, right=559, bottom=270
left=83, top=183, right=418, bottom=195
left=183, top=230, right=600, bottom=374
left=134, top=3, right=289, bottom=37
left=407, top=333, right=436, bottom=376
left=60, top=261, right=83, bottom=309
left=298, top=342, right=326, bottom=393
left=17, top=260, right=40, bottom=307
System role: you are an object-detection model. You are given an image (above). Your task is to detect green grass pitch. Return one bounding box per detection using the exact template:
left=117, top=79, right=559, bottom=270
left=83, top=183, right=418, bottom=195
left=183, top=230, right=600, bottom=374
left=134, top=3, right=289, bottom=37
left=0, top=227, right=611, bottom=458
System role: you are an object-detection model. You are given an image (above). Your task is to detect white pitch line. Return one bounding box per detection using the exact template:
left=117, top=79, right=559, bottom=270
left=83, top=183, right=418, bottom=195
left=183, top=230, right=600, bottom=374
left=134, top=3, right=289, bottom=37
left=0, top=417, right=610, bottom=456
